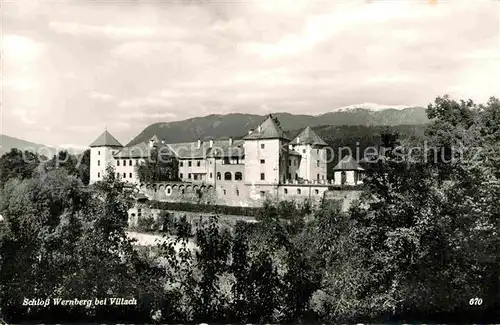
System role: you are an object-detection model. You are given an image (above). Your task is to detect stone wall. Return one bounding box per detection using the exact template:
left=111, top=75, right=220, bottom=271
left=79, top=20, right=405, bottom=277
left=138, top=181, right=217, bottom=205
left=136, top=181, right=362, bottom=211
left=128, top=207, right=257, bottom=230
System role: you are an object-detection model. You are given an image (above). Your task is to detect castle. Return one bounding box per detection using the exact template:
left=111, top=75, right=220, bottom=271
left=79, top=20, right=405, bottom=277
left=89, top=115, right=365, bottom=208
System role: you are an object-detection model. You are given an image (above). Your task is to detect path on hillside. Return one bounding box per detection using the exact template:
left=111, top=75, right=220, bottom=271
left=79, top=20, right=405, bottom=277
left=126, top=231, right=197, bottom=251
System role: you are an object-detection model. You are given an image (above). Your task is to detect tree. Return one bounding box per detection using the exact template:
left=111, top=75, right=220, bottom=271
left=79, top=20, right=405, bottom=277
left=136, top=147, right=178, bottom=183
left=0, top=165, right=163, bottom=323
left=0, top=149, right=42, bottom=187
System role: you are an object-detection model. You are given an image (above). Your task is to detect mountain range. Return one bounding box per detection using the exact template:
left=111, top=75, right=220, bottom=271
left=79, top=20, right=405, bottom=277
left=127, top=106, right=428, bottom=146
left=0, top=134, right=85, bottom=157
left=1, top=106, right=429, bottom=156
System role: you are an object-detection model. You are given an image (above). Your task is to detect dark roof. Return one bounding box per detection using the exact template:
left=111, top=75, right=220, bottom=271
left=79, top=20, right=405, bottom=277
left=89, top=130, right=123, bottom=148
left=243, top=115, right=290, bottom=141
left=290, top=126, right=328, bottom=146
left=333, top=155, right=364, bottom=171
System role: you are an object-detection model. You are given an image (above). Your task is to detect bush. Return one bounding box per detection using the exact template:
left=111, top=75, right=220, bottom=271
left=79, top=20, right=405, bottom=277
left=136, top=214, right=156, bottom=232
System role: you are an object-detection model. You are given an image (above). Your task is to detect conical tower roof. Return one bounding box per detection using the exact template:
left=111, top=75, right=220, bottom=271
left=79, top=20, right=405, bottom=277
left=89, top=130, right=123, bottom=148
left=290, top=126, right=328, bottom=146
left=243, top=114, right=289, bottom=140
left=333, top=155, right=364, bottom=171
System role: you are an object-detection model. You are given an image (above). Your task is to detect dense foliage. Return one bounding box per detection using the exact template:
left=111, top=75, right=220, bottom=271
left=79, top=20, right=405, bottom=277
left=0, top=96, right=498, bottom=323
left=136, top=147, right=179, bottom=183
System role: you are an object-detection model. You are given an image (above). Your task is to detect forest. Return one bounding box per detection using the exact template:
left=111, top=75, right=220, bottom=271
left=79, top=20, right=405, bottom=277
left=0, top=95, right=498, bottom=323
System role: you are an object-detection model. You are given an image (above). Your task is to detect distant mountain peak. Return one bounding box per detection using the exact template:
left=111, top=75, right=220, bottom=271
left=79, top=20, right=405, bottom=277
left=335, top=103, right=414, bottom=112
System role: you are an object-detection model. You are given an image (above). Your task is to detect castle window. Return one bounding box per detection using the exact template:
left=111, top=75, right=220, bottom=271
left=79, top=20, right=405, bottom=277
left=303, top=149, right=306, bottom=153
left=137, top=209, right=142, bottom=217
left=223, top=189, right=227, bottom=195
left=117, top=160, right=120, bottom=166
left=180, top=161, right=183, bottom=167
left=315, top=189, right=319, bottom=195
left=188, top=161, right=192, bottom=167
left=136, top=160, right=139, bottom=165
left=193, top=174, right=198, bottom=180
left=123, top=173, right=126, bottom=178
left=297, top=189, right=301, bottom=194
left=260, top=191, right=265, bottom=196
left=210, top=172, right=213, bottom=178
left=217, top=172, right=221, bottom=180
left=116, top=173, right=119, bottom=178
left=288, top=173, right=291, bottom=179
left=317, top=174, right=320, bottom=180
left=316, top=160, right=320, bottom=167
left=197, top=161, right=201, bottom=167
left=98, top=151, right=100, bottom=155
left=167, top=188, right=171, bottom=194
left=284, top=188, right=288, bottom=194
left=180, top=173, right=183, bottom=178
left=260, top=173, right=265, bottom=180
left=224, top=172, right=232, bottom=180
left=129, top=173, right=132, bottom=178
left=188, top=173, right=191, bottom=179
left=341, top=171, right=347, bottom=185
left=288, top=159, right=291, bottom=166
left=317, top=149, right=320, bottom=154
left=97, top=160, right=100, bottom=166
left=261, top=144, right=265, bottom=149
left=182, top=189, right=185, bottom=194
left=260, top=159, right=265, bottom=164
left=98, top=172, right=100, bottom=178
left=235, top=172, right=243, bottom=181
left=236, top=189, right=239, bottom=196
left=129, top=160, right=132, bottom=166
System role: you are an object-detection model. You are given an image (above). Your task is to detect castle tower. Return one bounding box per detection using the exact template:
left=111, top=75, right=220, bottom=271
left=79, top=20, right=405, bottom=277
left=89, top=130, right=123, bottom=184
left=290, top=126, right=328, bottom=182
left=243, top=114, right=290, bottom=186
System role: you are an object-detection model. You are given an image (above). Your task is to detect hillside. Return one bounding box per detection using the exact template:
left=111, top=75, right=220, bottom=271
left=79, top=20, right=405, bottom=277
left=0, top=134, right=58, bottom=157
left=127, top=107, right=428, bottom=146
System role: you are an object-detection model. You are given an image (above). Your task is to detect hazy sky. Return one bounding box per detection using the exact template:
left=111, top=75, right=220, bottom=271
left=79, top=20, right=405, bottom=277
left=2, top=0, right=499, bottom=148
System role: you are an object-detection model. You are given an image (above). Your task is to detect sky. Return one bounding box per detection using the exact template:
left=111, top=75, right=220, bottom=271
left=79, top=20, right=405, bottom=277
left=2, top=0, right=500, bottom=148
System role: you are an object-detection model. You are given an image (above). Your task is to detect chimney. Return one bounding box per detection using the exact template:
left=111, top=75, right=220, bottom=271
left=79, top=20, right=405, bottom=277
left=148, top=139, right=154, bottom=148
left=209, top=139, right=214, bottom=148
left=197, top=139, right=201, bottom=149
left=297, top=136, right=300, bottom=144
left=161, top=140, right=165, bottom=144
left=248, top=129, right=254, bottom=135
left=257, top=125, right=262, bottom=132
left=228, top=137, right=233, bottom=146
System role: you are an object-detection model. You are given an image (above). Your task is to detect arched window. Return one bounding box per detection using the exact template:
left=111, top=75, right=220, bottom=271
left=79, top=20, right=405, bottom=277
left=217, top=172, right=221, bottom=180
left=235, top=172, right=243, bottom=181
left=224, top=172, right=232, bottom=180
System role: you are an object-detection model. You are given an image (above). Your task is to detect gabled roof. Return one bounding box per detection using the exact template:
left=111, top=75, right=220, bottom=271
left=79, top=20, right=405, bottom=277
left=207, top=139, right=245, bottom=158
left=114, top=142, right=175, bottom=158
left=333, top=155, right=364, bottom=171
left=290, top=126, right=328, bottom=146
left=89, top=130, right=123, bottom=148
left=166, top=139, right=245, bottom=159
left=243, top=115, right=290, bottom=141
left=166, top=141, right=209, bottom=159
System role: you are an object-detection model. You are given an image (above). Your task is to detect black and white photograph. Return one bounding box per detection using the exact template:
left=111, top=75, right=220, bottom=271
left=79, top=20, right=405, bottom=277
left=1, top=0, right=499, bottom=323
